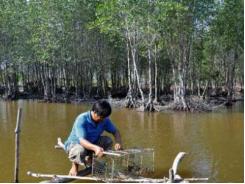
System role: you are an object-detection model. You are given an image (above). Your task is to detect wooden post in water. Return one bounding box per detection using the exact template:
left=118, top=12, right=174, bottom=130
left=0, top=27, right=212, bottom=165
left=14, top=108, right=22, bottom=183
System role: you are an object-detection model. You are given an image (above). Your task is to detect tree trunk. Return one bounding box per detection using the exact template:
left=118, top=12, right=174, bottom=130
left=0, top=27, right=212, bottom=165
left=145, top=47, right=154, bottom=111
left=153, top=44, right=158, bottom=103
left=63, top=66, right=70, bottom=102
left=41, top=63, right=52, bottom=101
left=201, top=80, right=208, bottom=100
left=4, top=63, right=19, bottom=99
left=50, top=65, right=57, bottom=101
left=125, top=39, right=134, bottom=108
left=197, top=80, right=201, bottom=97
left=125, top=18, right=144, bottom=107
left=173, top=64, right=188, bottom=110
left=131, top=47, right=144, bottom=104
left=226, top=49, right=238, bottom=106
left=172, top=31, right=192, bottom=111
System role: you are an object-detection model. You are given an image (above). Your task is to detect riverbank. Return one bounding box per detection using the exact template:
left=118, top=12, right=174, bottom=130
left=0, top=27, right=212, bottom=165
left=1, top=91, right=243, bottom=112
left=109, top=94, right=244, bottom=112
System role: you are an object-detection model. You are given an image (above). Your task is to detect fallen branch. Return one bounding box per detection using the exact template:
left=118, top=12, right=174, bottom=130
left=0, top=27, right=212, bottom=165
left=171, top=152, right=186, bottom=176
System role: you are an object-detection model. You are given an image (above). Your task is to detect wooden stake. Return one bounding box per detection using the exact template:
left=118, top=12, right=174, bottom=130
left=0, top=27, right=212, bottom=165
left=14, top=108, right=22, bottom=183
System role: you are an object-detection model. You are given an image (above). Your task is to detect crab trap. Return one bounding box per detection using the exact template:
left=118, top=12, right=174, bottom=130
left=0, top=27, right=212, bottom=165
left=92, top=148, right=154, bottom=181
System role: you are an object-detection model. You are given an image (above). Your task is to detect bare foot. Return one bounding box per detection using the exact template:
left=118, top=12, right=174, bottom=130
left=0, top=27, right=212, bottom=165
left=69, top=163, right=78, bottom=176
left=84, top=156, right=92, bottom=167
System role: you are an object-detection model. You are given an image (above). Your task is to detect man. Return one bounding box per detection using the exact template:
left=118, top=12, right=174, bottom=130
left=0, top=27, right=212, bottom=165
left=64, top=100, right=122, bottom=176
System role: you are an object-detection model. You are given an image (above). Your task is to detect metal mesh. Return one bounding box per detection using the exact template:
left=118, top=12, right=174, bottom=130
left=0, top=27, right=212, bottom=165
left=92, top=148, right=154, bottom=181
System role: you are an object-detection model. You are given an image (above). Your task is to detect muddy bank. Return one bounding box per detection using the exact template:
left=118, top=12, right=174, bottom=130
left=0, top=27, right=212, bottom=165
left=109, top=95, right=244, bottom=112
left=1, top=91, right=243, bottom=112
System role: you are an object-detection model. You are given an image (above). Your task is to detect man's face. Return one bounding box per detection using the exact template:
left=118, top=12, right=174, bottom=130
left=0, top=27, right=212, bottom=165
left=92, top=111, right=105, bottom=123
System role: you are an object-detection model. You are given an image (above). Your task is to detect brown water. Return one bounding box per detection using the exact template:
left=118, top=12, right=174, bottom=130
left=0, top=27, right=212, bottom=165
left=0, top=100, right=243, bottom=182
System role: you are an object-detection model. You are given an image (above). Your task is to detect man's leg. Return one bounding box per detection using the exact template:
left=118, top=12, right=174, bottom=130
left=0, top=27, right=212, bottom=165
left=67, top=144, right=88, bottom=175
left=69, top=162, right=79, bottom=176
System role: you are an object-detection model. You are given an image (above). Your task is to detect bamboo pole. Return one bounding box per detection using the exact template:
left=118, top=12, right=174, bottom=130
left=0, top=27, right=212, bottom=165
left=14, top=108, right=22, bottom=183
left=27, top=171, right=100, bottom=181
left=184, top=177, right=209, bottom=182
left=27, top=170, right=208, bottom=183
left=27, top=171, right=169, bottom=183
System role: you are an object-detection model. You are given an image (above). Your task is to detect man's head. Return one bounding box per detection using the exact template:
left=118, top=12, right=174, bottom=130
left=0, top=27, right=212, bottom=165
left=91, top=100, right=112, bottom=123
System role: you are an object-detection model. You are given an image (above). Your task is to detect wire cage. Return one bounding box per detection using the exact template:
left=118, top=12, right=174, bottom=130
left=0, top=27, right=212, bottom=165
left=92, top=148, right=154, bottom=181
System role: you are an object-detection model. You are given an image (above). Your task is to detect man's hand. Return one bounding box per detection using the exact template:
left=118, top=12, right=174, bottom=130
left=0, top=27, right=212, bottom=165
left=113, top=130, right=122, bottom=151
left=94, top=145, right=104, bottom=157
left=80, top=138, right=104, bottom=157
left=114, top=143, right=122, bottom=150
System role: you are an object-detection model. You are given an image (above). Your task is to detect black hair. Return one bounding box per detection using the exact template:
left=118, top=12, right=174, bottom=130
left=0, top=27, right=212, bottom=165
left=92, top=100, right=112, bottom=118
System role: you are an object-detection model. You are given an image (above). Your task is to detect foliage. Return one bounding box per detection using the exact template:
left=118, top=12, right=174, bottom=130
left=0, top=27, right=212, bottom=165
left=0, top=0, right=243, bottom=101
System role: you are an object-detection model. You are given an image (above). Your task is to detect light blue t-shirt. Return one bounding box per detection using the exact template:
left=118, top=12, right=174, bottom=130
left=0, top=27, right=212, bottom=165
left=64, top=111, right=116, bottom=151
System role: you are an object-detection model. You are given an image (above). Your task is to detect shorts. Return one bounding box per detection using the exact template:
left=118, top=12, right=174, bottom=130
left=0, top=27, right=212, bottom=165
left=67, top=136, right=113, bottom=165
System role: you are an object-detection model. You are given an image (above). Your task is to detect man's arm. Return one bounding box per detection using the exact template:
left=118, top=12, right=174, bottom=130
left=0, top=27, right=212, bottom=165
left=113, top=129, right=123, bottom=150
left=79, top=138, right=104, bottom=157
left=104, top=118, right=123, bottom=150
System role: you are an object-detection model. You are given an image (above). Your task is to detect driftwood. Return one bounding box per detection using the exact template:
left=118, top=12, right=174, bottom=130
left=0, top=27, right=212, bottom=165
left=168, top=152, right=185, bottom=182
left=168, top=152, right=208, bottom=183
left=172, top=152, right=186, bottom=175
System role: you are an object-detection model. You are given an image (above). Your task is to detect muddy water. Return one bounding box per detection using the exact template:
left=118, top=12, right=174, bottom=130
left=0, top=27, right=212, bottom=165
left=0, top=100, right=243, bottom=182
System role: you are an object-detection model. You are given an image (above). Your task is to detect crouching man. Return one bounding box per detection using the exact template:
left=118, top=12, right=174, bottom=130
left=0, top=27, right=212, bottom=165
left=64, top=100, right=122, bottom=176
